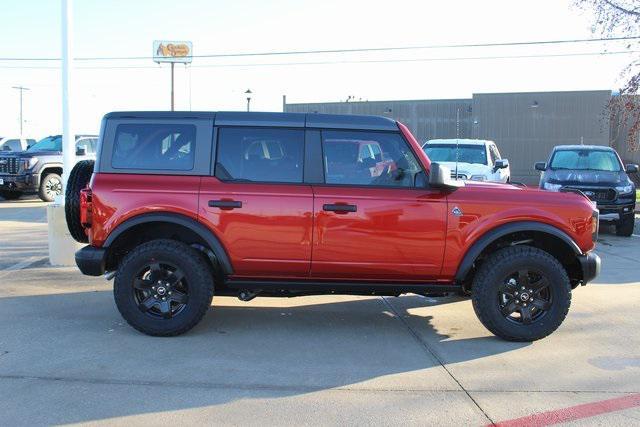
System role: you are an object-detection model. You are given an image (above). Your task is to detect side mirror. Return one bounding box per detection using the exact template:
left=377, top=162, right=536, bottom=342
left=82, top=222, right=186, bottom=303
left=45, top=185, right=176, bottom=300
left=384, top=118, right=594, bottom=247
left=534, top=162, right=547, bottom=171
left=625, top=163, right=639, bottom=174
left=494, top=158, right=509, bottom=171
left=429, top=162, right=464, bottom=190
left=26, top=145, right=31, bottom=150
left=76, top=147, right=86, bottom=156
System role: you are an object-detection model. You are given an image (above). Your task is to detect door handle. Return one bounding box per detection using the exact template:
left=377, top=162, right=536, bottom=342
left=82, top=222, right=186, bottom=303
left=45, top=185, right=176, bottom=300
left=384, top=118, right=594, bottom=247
left=208, top=200, right=242, bottom=209
left=323, top=203, right=357, bottom=213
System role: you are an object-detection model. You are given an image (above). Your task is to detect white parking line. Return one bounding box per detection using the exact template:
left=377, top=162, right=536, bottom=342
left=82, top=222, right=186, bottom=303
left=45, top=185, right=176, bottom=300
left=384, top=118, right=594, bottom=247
left=0, top=256, right=46, bottom=281
left=632, top=234, right=640, bottom=238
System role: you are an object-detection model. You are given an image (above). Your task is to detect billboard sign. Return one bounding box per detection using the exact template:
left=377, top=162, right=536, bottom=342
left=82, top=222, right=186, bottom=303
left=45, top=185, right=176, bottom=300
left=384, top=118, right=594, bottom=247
left=153, top=40, right=193, bottom=63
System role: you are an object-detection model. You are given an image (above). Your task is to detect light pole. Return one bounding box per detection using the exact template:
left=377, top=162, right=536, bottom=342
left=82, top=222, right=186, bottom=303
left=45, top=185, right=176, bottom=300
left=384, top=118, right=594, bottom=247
left=12, top=86, right=30, bottom=136
left=245, top=89, right=252, bottom=112
left=61, top=0, right=75, bottom=192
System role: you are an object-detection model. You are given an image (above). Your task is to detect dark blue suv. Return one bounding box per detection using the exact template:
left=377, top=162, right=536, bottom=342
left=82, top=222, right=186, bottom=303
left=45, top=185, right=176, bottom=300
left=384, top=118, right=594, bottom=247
left=535, top=145, right=638, bottom=236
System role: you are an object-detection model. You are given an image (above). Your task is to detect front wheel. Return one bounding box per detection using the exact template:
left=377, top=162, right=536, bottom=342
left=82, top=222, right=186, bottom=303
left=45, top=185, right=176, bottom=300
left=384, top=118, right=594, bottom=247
left=39, top=173, right=63, bottom=202
left=471, top=246, right=571, bottom=342
left=114, top=239, right=214, bottom=336
left=616, top=214, right=635, bottom=237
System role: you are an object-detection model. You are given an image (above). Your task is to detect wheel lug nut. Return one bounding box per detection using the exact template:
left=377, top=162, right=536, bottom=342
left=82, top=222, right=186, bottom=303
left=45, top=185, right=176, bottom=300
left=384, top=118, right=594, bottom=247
left=162, top=297, right=166, bottom=301
left=154, top=294, right=158, bottom=298
left=168, top=291, right=172, bottom=295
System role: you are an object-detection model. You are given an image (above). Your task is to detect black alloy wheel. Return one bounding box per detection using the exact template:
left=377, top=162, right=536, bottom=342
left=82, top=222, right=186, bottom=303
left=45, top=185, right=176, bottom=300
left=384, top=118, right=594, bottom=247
left=133, top=261, right=189, bottom=319
left=498, top=269, right=552, bottom=325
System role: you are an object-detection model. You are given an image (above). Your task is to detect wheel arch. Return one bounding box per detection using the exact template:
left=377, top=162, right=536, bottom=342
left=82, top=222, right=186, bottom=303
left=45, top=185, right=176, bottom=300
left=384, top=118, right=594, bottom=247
left=40, top=164, right=63, bottom=179
left=455, top=221, right=583, bottom=288
left=103, top=212, right=233, bottom=276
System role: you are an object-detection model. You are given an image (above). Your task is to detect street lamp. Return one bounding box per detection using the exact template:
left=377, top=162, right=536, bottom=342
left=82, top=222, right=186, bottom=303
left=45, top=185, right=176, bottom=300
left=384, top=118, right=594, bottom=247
left=245, top=89, right=252, bottom=112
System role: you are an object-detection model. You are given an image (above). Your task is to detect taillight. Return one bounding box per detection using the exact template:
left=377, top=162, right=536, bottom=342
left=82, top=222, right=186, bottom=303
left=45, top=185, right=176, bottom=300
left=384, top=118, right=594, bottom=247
left=80, top=187, right=93, bottom=228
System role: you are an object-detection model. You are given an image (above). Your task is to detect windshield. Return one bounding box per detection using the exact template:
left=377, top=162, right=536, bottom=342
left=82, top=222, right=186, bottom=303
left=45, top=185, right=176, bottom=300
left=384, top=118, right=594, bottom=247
left=549, top=149, right=622, bottom=172
left=424, top=144, right=487, bottom=165
left=27, top=136, right=62, bottom=152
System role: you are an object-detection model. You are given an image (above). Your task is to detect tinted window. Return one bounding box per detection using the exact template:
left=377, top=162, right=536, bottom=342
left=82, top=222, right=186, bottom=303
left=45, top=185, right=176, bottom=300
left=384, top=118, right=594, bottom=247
left=424, top=144, right=487, bottom=165
left=489, top=145, right=500, bottom=164
left=112, top=124, right=195, bottom=170
left=322, top=131, right=421, bottom=187
left=1, top=139, right=22, bottom=151
left=76, top=138, right=95, bottom=154
left=28, top=136, right=62, bottom=152
left=215, top=127, right=304, bottom=183
left=550, top=149, right=621, bottom=172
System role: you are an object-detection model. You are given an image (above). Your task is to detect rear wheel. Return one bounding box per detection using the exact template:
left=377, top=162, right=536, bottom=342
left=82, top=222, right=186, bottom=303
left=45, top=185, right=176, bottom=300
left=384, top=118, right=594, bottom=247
left=616, top=214, right=635, bottom=237
left=0, top=190, right=22, bottom=200
left=38, top=173, right=63, bottom=202
left=472, top=246, right=571, bottom=342
left=114, top=239, right=214, bottom=336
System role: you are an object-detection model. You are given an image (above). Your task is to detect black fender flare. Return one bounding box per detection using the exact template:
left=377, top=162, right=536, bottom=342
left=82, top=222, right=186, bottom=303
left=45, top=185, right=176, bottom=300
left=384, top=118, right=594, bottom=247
left=454, top=221, right=582, bottom=283
left=104, top=212, right=233, bottom=275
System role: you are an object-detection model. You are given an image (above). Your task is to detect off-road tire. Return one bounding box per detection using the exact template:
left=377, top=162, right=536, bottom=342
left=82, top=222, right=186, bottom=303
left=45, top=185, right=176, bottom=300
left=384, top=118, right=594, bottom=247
left=471, top=246, right=571, bottom=342
left=0, top=190, right=22, bottom=200
left=616, top=214, right=635, bottom=237
left=39, top=172, right=63, bottom=202
left=114, top=239, right=214, bottom=336
left=65, top=160, right=94, bottom=243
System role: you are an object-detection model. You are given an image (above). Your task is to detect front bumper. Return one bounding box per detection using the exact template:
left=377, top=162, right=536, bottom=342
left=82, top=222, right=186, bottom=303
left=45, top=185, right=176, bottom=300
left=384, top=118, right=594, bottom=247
left=597, top=202, right=635, bottom=221
left=578, top=251, right=601, bottom=285
left=75, top=245, right=106, bottom=276
left=0, top=173, right=39, bottom=192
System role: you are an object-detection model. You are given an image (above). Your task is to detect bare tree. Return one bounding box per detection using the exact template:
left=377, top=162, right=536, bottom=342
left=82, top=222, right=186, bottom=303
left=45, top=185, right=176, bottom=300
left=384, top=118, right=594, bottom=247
left=574, top=0, right=640, bottom=150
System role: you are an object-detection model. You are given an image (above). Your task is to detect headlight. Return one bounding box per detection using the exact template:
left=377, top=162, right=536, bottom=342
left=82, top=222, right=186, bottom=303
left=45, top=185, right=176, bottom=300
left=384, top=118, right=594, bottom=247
left=20, top=157, right=38, bottom=171
left=543, top=182, right=562, bottom=191
left=470, top=175, right=487, bottom=181
left=615, top=184, right=634, bottom=194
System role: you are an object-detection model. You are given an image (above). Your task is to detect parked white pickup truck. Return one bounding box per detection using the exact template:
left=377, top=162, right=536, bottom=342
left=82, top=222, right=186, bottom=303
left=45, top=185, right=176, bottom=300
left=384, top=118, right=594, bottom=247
left=422, top=139, right=511, bottom=183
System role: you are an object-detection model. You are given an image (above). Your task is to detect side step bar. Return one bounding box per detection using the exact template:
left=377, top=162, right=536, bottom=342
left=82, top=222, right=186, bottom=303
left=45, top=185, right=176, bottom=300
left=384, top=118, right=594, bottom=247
left=223, top=279, right=461, bottom=297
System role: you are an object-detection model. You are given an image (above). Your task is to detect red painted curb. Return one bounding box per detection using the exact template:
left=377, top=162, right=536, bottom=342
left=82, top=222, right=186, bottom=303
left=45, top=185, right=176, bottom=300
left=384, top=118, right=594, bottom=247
left=493, top=393, right=640, bottom=426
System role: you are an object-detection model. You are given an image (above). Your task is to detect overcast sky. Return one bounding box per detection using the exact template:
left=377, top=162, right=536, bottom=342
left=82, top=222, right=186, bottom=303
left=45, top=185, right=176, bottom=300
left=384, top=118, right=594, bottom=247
left=0, top=0, right=633, bottom=138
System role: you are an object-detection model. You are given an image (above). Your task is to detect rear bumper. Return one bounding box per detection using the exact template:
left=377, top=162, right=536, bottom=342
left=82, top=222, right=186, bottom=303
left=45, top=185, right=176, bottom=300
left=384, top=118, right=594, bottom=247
left=578, top=251, right=600, bottom=285
left=75, top=245, right=106, bottom=276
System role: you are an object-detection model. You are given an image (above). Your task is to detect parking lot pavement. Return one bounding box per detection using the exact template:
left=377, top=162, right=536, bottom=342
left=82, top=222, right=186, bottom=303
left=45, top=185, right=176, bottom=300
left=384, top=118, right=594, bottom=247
left=0, top=201, right=639, bottom=426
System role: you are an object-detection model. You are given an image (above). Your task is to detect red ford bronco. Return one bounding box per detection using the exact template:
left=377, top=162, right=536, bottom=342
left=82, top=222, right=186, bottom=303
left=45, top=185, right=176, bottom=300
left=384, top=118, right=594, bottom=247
left=66, top=111, right=600, bottom=341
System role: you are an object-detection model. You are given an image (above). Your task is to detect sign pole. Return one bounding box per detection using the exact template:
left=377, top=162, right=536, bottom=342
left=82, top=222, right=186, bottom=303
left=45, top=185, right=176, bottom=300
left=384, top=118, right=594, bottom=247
left=171, top=62, right=175, bottom=111
left=61, top=0, right=75, bottom=193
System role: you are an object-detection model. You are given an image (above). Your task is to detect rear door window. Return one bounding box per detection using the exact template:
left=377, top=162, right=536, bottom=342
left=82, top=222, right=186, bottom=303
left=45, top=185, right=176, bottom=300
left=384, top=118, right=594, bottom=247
left=215, top=127, right=304, bottom=183
left=112, top=124, right=196, bottom=170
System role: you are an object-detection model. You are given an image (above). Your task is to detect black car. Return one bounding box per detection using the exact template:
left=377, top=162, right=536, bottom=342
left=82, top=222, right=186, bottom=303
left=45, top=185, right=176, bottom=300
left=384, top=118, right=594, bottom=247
left=535, top=145, right=638, bottom=236
left=0, top=134, right=97, bottom=202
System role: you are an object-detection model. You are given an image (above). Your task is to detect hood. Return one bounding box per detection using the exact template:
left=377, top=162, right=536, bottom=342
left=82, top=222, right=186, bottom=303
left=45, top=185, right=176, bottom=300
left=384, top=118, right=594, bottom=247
left=435, top=161, right=490, bottom=176
left=545, top=169, right=627, bottom=186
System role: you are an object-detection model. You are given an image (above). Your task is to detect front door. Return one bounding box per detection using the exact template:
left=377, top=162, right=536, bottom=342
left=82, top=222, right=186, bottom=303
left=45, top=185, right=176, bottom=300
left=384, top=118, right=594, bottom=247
left=199, top=126, right=313, bottom=278
left=311, top=130, right=447, bottom=281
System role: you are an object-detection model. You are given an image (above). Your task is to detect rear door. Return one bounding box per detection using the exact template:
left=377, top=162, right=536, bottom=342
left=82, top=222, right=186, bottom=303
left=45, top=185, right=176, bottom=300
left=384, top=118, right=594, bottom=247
left=199, top=125, right=313, bottom=278
left=310, top=129, right=447, bottom=281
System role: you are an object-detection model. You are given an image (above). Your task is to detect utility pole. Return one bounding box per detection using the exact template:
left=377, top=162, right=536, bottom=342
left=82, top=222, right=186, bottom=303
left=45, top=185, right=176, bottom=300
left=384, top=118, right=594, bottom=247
left=12, top=86, right=30, bottom=136
left=61, top=0, right=76, bottom=192
left=170, top=62, right=175, bottom=111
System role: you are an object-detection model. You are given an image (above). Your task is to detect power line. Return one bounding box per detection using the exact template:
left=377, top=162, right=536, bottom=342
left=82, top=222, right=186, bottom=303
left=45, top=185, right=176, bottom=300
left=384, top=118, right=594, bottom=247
left=0, top=36, right=638, bottom=62
left=1, top=49, right=637, bottom=70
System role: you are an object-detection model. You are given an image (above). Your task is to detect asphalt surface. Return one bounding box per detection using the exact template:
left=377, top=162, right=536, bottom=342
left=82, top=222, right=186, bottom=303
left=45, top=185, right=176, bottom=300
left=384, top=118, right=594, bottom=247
left=0, top=196, right=639, bottom=426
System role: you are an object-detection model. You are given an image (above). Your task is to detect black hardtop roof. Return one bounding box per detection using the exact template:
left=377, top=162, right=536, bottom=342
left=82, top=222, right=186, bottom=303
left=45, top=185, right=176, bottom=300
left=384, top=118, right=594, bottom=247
left=103, top=111, right=399, bottom=131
